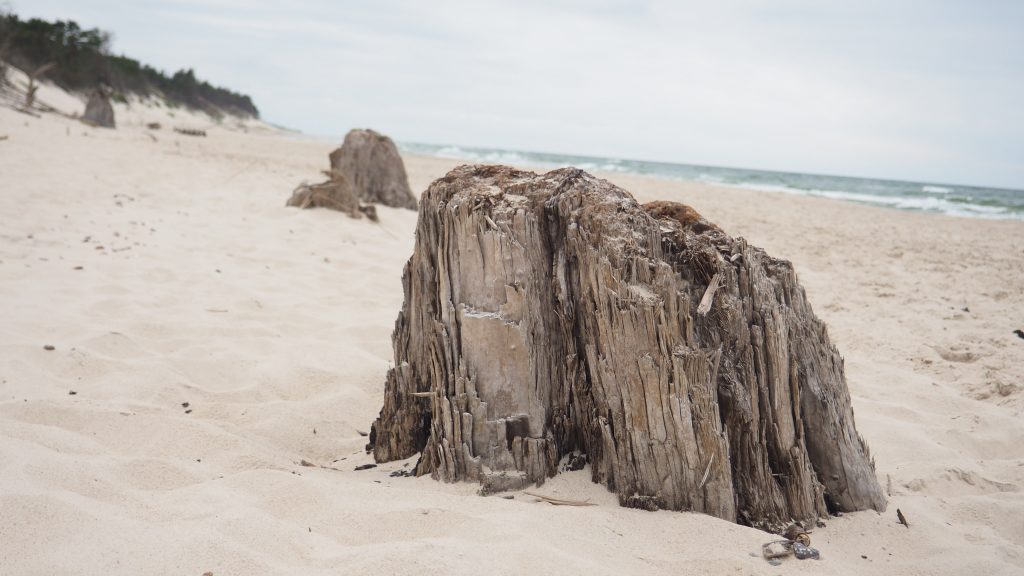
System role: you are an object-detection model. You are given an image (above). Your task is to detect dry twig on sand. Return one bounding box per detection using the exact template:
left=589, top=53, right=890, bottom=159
left=524, top=491, right=596, bottom=507
left=25, top=61, right=56, bottom=109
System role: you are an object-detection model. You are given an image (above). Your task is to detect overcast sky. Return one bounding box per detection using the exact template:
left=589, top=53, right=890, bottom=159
left=13, top=0, right=1024, bottom=188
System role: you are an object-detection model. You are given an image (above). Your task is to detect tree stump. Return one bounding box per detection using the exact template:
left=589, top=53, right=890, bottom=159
left=82, top=88, right=115, bottom=128
left=329, top=129, right=418, bottom=210
left=369, top=165, right=885, bottom=530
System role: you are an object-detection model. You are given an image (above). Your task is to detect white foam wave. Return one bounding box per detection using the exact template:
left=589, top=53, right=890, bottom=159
left=922, top=185, right=953, bottom=194
left=697, top=174, right=725, bottom=184
left=427, top=145, right=543, bottom=168
left=733, top=182, right=1018, bottom=219
left=575, top=161, right=628, bottom=173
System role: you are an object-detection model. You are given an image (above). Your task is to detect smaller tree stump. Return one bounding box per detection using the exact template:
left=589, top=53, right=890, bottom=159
left=82, top=88, right=115, bottom=128
left=329, top=129, right=417, bottom=210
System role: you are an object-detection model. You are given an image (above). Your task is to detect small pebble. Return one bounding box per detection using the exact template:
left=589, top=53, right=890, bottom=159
left=68, top=390, right=77, bottom=395
left=182, top=402, right=190, bottom=408
left=185, top=409, right=192, bottom=414
left=43, top=345, right=55, bottom=351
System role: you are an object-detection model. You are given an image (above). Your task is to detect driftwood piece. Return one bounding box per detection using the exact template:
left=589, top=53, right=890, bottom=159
left=369, top=165, right=885, bottom=531
left=82, top=88, right=115, bottom=128
left=286, top=169, right=378, bottom=221
left=329, top=129, right=417, bottom=210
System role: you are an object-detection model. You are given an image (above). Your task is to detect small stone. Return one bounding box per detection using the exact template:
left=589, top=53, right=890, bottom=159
left=354, top=463, right=377, bottom=471
left=68, top=390, right=77, bottom=395
left=792, top=542, right=820, bottom=560
left=43, top=345, right=55, bottom=351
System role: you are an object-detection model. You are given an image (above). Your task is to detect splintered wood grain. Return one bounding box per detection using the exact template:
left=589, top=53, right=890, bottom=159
left=369, top=165, right=885, bottom=531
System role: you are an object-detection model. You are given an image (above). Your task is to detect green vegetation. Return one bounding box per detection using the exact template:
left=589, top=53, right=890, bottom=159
left=0, top=11, right=258, bottom=117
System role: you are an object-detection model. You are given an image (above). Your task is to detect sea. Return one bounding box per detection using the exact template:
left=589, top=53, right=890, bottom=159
left=399, top=142, right=1024, bottom=220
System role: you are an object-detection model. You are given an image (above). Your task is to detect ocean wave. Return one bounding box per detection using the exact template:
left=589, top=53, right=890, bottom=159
left=734, top=183, right=1019, bottom=219
left=398, top=141, right=1023, bottom=220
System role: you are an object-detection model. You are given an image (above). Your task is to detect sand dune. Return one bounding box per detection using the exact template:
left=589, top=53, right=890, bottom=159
left=1, top=96, right=1022, bottom=575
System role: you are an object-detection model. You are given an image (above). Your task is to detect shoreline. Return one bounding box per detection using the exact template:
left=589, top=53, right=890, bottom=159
left=399, top=145, right=1024, bottom=221
left=403, top=152, right=1024, bottom=233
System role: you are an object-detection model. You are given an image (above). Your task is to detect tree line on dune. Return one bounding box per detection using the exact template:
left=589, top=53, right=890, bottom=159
left=0, top=11, right=259, bottom=118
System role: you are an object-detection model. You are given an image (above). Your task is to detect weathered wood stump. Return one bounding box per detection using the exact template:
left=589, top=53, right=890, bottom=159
left=329, top=129, right=417, bottom=210
left=82, top=88, right=115, bottom=128
left=369, top=165, right=885, bottom=530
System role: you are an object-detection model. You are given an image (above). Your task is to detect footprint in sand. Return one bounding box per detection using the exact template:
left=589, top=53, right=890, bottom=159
left=931, top=345, right=980, bottom=363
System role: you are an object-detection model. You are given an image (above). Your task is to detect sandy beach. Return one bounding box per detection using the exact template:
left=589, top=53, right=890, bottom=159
left=1, top=95, right=1023, bottom=575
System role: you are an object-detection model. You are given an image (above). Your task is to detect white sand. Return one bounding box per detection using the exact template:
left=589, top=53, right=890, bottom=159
left=1, top=92, right=1022, bottom=575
